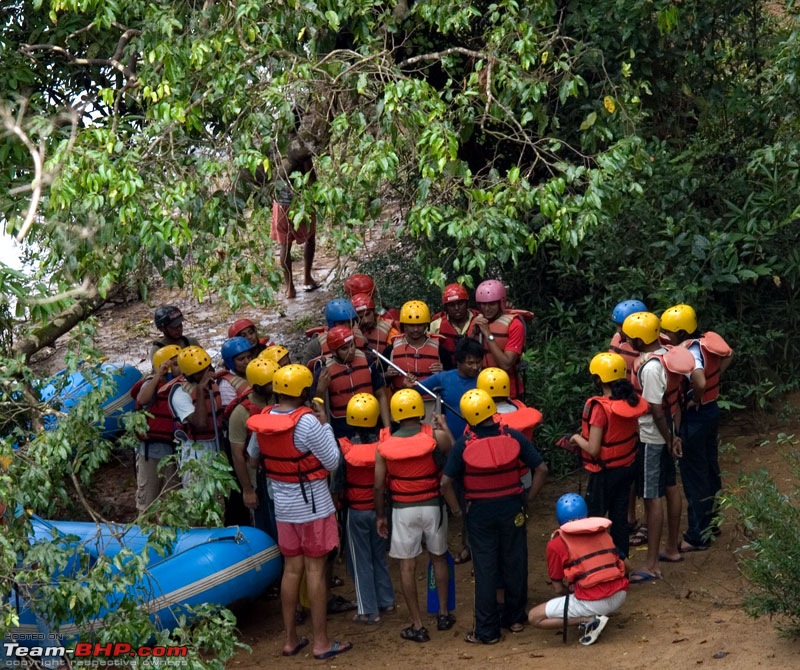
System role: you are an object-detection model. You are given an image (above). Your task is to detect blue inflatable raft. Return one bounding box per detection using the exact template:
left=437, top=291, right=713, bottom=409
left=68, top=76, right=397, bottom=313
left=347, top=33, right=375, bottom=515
left=8, top=517, right=282, bottom=643
left=38, top=363, right=142, bottom=439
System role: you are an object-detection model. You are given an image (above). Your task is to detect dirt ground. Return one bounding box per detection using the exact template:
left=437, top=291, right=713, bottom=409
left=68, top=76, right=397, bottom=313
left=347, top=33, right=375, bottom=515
left=53, top=245, right=800, bottom=670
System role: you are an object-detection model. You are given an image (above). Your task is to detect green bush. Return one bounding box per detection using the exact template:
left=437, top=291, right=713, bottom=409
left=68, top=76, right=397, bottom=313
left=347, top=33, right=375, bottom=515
left=718, top=435, right=800, bottom=634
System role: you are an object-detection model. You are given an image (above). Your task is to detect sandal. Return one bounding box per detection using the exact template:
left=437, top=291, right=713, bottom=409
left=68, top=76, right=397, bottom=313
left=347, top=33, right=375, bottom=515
left=453, top=547, right=472, bottom=565
left=465, top=631, right=501, bottom=645
left=629, top=525, right=648, bottom=547
left=327, top=594, right=357, bottom=614
left=400, top=626, right=430, bottom=643
left=437, top=613, right=456, bottom=631
left=353, top=613, right=381, bottom=625
left=508, top=622, right=524, bottom=633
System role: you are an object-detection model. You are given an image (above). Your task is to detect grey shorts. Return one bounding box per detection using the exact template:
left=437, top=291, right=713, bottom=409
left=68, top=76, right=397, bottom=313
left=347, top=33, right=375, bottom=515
left=638, top=442, right=667, bottom=499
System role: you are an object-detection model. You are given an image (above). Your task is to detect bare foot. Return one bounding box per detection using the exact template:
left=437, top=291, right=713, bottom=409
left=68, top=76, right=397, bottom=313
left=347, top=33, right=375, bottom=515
left=286, top=285, right=296, bottom=299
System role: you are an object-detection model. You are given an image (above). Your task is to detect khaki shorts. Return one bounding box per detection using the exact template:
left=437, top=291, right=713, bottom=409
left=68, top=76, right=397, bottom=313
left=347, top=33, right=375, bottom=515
left=389, top=504, right=448, bottom=559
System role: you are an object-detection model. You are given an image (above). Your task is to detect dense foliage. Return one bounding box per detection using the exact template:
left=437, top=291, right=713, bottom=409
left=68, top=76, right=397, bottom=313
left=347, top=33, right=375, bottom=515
left=2, top=0, right=799, bottom=658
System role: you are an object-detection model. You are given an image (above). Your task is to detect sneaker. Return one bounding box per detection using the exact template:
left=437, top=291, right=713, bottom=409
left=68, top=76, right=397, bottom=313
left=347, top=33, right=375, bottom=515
left=578, top=615, right=609, bottom=646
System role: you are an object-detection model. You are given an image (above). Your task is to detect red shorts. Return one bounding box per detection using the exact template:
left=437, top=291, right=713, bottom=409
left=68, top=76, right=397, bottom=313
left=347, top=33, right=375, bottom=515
left=277, top=514, right=339, bottom=557
left=270, top=201, right=316, bottom=245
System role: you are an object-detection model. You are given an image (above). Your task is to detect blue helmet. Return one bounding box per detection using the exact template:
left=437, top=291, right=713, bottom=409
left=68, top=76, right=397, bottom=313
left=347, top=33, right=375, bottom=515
left=555, top=493, right=587, bottom=526
left=221, top=336, right=254, bottom=372
left=611, top=299, right=648, bottom=325
left=324, top=298, right=357, bottom=328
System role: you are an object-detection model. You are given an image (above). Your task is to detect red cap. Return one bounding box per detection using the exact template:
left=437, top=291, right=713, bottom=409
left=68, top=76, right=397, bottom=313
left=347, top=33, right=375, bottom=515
left=351, top=292, right=375, bottom=312
left=327, top=326, right=355, bottom=352
left=442, top=283, right=469, bottom=304
left=228, top=318, right=255, bottom=339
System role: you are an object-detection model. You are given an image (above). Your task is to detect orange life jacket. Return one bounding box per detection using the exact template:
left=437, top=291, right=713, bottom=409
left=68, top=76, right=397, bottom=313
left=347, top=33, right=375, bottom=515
left=483, top=311, right=531, bottom=399
left=462, top=425, right=524, bottom=500
left=430, top=309, right=479, bottom=358
left=361, top=318, right=395, bottom=354
left=609, top=332, right=638, bottom=384
left=580, top=395, right=649, bottom=472
left=340, top=437, right=379, bottom=510
left=165, top=377, right=223, bottom=442
left=681, top=332, right=732, bottom=404
left=246, top=406, right=328, bottom=483
left=377, top=424, right=440, bottom=503
left=133, top=377, right=178, bottom=444
left=557, top=517, right=625, bottom=588
left=496, top=399, right=542, bottom=441
left=314, top=350, right=374, bottom=418
left=633, top=346, right=695, bottom=420
left=389, top=336, right=441, bottom=390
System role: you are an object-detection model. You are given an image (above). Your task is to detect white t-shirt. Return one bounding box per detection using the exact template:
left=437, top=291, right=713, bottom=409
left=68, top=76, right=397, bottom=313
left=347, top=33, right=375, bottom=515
left=637, top=350, right=668, bottom=444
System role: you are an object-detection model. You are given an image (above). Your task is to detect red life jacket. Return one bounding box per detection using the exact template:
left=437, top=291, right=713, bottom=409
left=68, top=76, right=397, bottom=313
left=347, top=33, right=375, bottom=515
left=633, top=346, right=695, bottom=420
left=557, top=517, right=625, bottom=588
left=681, top=332, right=731, bottom=404
left=483, top=311, right=531, bottom=399
left=165, top=377, right=224, bottom=442
left=580, top=395, right=649, bottom=473
left=389, top=336, right=441, bottom=390
left=496, top=399, right=542, bottom=441
left=314, top=350, right=374, bottom=418
left=430, top=309, right=479, bottom=358
left=340, top=438, right=379, bottom=510
left=462, top=425, right=524, bottom=500
left=609, top=332, right=638, bottom=384
left=132, top=377, right=178, bottom=444
left=377, top=424, right=440, bottom=503
left=361, top=319, right=394, bottom=354
left=246, top=406, right=328, bottom=483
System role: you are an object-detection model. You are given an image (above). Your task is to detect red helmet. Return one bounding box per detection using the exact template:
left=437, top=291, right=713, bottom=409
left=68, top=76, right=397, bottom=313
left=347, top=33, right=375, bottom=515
left=343, top=273, right=375, bottom=297
left=228, top=318, right=255, bottom=339
left=475, top=279, right=507, bottom=309
left=351, top=292, right=375, bottom=313
left=442, top=283, right=469, bottom=304
left=327, top=326, right=355, bottom=352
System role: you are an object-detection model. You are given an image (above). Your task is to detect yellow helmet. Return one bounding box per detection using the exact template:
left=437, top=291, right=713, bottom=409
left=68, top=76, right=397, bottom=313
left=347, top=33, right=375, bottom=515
left=177, top=346, right=211, bottom=376
left=272, top=364, right=313, bottom=397
left=589, top=352, right=627, bottom=383
left=621, top=312, right=660, bottom=345
left=460, top=389, right=497, bottom=426
left=152, top=345, right=181, bottom=371
left=660, top=304, right=697, bottom=334
left=390, top=389, right=425, bottom=421
left=260, top=345, right=290, bottom=365
left=399, top=300, right=431, bottom=324
left=246, top=357, right=279, bottom=387
left=476, top=367, right=510, bottom=398
left=346, top=393, right=380, bottom=427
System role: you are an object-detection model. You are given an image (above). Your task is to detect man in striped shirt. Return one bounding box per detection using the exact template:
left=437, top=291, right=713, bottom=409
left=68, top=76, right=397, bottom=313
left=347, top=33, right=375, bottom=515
left=247, top=364, right=352, bottom=660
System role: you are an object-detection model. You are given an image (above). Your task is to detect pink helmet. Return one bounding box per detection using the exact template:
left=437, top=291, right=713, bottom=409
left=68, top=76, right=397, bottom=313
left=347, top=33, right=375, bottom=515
left=343, top=274, right=375, bottom=297
left=475, top=280, right=507, bottom=309
left=351, top=292, right=375, bottom=313
left=327, top=326, right=355, bottom=352
left=442, top=283, right=469, bottom=304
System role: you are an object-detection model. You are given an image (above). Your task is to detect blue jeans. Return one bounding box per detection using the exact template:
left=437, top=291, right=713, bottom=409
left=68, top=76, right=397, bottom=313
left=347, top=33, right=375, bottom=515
left=679, top=402, right=721, bottom=547
left=466, top=496, right=528, bottom=641
left=345, top=508, right=395, bottom=616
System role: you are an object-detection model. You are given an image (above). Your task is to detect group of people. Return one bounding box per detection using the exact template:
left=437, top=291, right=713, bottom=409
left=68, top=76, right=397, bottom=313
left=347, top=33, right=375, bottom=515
left=130, top=277, right=732, bottom=654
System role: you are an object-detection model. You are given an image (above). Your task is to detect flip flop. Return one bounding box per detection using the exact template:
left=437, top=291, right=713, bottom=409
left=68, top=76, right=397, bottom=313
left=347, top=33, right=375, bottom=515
left=658, top=553, right=685, bottom=563
left=313, top=640, right=352, bottom=660
left=629, top=570, right=661, bottom=584
left=679, top=541, right=709, bottom=553
left=282, top=637, right=309, bottom=657
left=453, top=547, right=471, bottom=565
left=464, top=631, right=501, bottom=644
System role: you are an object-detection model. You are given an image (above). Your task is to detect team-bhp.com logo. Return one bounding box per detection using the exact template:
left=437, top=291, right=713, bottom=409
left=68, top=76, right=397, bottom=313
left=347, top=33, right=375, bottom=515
left=4, top=641, right=188, bottom=664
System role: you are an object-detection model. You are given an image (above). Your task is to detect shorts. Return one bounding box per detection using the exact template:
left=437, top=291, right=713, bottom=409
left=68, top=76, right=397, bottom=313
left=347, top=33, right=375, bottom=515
left=545, top=590, right=627, bottom=619
left=638, top=442, right=674, bottom=499
left=270, top=201, right=316, bottom=244
left=389, top=504, right=448, bottom=559
left=277, top=513, right=339, bottom=558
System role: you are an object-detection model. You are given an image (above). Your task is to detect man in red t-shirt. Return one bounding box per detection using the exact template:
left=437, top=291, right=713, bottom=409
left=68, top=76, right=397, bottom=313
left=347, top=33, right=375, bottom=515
left=528, top=494, right=628, bottom=645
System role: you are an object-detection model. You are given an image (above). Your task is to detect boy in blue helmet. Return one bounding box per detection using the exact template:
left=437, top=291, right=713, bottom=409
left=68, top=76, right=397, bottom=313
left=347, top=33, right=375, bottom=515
left=528, top=493, right=628, bottom=646
left=217, top=336, right=256, bottom=407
